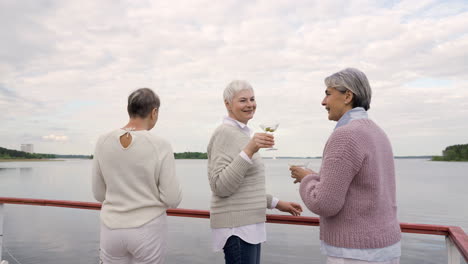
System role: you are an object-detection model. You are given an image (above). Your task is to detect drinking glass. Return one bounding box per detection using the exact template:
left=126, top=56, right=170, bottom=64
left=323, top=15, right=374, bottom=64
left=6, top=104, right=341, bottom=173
left=288, top=160, right=312, bottom=190
left=259, top=122, right=279, bottom=151
left=287, top=160, right=310, bottom=169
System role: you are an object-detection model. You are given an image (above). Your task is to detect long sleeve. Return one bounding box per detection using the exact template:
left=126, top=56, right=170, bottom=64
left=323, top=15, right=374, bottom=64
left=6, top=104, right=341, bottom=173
left=266, top=194, right=274, bottom=209
left=91, top=149, right=106, bottom=202
left=300, top=119, right=401, bottom=249
left=299, top=131, right=364, bottom=217
left=157, top=143, right=182, bottom=208
left=208, top=124, right=269, bottom=228
left=208, top=146, right=252, bottom=197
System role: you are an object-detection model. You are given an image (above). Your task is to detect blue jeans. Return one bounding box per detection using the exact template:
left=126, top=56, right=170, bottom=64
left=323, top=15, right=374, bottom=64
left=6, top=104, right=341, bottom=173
left=223, top=236, right=261, bottom=264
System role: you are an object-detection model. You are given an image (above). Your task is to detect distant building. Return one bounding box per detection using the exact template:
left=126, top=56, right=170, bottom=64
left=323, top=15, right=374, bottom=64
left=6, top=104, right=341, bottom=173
left=21, top=144, right=34, bottom=153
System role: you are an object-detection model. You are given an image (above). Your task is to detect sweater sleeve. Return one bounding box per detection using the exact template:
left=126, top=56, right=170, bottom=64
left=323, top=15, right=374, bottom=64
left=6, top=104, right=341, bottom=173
left=208, top=149, right=252, bottom=197
left=91, top=141, right=106, bottom=202
left=157, top=142, right=182, bottom=209
left=266, top=194, right=273, bottom=209
left=208, top=129, right=253, bottom=197
left=299, top=131, right=364, bottom=217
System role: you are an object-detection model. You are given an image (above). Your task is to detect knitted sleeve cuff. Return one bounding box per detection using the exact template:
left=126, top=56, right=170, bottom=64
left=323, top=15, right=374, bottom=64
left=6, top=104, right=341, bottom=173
left=229, top=154, right=253, bottom=176
left=304, top=172, right=320, bottom=182
left=239, top=151, right=254, bottom=164
left=266, top=193, right=273, bottom=209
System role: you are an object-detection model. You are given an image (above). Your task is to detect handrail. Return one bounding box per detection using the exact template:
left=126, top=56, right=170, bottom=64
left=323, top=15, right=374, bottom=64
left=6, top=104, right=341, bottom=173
left=1, top=197, right=467, bottom=262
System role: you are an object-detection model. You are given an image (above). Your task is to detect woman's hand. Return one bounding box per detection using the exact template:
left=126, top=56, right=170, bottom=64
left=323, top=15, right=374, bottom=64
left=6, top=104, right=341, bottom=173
left=290, top=167, right=316, bottom=184
left=276, top=200, right=303, bottom=216
left=243, top=133, right=274, bottom=158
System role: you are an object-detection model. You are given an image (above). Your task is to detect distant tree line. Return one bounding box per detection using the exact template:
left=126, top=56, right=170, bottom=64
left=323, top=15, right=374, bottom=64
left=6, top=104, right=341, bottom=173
left=0, top=147, right=56, bottom=159
left=1, top=146, right=207, bottom=160
left=0, top=147, right=92, bottom=160
left=432, top=144, right=468, bottom=161
left=174, top=152, right=207, bottom=159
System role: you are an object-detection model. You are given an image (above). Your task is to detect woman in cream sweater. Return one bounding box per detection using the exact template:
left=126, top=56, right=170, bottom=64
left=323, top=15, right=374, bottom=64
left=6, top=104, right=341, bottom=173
left=207, top=80, right=303, bottom=264
left=92, top=88, right=182, bottom=264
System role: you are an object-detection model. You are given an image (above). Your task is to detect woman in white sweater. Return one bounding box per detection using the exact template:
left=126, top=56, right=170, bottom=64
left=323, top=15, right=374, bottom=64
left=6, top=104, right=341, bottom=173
left=92, top=88, right=182, bottom=264
left=207, top=80, right=303, bottom=264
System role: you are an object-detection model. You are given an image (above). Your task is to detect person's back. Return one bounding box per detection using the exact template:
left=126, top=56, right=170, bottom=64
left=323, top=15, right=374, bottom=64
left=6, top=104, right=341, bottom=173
left=94, top=129, right=182, bottom=229
left=92, top=88, right=182, bottom=264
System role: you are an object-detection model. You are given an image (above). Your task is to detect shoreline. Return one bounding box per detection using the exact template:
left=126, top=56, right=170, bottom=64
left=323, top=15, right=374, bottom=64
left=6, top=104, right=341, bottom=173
left=0, top=159, right=65, bottom=162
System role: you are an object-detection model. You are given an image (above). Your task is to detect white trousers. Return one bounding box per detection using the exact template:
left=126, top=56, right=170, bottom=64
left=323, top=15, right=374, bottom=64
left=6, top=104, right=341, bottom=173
left=100, top=214, right=168, bottom=264
left=327, top=256, right=400, bottom=264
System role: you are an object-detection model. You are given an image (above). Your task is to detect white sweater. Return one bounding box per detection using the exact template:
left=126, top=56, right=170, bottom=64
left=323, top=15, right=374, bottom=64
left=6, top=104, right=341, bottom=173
left=92, top=129, right=182, bottom=229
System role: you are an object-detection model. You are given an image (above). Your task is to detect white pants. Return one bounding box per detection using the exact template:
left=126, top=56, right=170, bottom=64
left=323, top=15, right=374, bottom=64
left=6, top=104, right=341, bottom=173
left=327, top=256, right=400, bottom=264
left=100, top=214, right=168, bottom=264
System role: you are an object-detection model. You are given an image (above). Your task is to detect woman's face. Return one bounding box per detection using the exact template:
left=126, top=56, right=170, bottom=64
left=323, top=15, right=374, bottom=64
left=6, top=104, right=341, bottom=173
left=321, top=87, right=352, bottom=121
left=226, top=89, right=256, bottom=124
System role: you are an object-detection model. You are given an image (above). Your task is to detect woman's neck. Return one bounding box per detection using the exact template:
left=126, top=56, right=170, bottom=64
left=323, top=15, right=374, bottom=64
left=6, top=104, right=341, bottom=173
left=123, top=118, right=149, bottom=131
left=227, top=114, right=248, bottom=125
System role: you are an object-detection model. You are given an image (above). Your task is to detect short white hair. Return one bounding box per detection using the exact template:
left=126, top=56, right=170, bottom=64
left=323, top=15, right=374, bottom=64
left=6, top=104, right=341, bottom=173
left=223, top=80, right=253, bottom=103
left=324, top=68, right=372, bottom=110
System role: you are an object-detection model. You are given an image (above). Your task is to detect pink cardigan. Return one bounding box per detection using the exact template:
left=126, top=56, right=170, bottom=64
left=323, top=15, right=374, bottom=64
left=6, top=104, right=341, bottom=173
left=300, top=119, right=401, bottom=249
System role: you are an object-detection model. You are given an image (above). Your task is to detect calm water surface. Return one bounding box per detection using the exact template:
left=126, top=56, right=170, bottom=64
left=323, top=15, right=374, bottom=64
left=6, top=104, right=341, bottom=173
left=0, top=159, right=467, bottom=264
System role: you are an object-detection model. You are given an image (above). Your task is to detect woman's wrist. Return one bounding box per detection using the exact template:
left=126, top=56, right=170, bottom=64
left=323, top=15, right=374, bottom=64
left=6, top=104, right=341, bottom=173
left=243, top=147, right=253, bottom=158
left=243, top=142, right=258, bottom=158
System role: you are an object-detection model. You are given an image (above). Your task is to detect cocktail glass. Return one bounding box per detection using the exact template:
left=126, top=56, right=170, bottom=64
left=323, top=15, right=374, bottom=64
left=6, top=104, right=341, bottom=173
left=259, top=123, right=279, bottom=151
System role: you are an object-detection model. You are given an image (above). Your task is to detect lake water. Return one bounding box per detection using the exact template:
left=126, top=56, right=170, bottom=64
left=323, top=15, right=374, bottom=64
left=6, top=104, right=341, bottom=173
left=0, top=159, right=467, bottom=264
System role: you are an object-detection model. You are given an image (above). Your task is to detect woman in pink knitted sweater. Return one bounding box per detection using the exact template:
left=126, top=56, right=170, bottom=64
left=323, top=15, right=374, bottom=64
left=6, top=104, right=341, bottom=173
left=290, top=68, right=401, bottom=264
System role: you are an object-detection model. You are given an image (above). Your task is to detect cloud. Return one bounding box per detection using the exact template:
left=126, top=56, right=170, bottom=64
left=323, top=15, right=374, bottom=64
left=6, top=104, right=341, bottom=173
left=0, top=0, right=467, bottom=155
left=42, top=134, right=69, bottom=142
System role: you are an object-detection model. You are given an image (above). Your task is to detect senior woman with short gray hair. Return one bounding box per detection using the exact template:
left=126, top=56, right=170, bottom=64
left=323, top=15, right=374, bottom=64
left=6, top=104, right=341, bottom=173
left=92, top=88, right=182, bottom=264
left=290, top=68, right=401, bottom=264
left=207, top=80, right=303, bottom=264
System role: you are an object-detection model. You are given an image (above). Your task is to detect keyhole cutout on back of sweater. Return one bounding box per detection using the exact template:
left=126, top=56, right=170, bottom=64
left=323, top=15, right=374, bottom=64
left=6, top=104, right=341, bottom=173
left=120, top=133, right=132, bottom=148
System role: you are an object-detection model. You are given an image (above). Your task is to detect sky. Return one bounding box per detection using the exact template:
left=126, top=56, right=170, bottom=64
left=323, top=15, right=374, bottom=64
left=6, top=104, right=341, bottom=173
left=1, top=0, right=468, bottom=157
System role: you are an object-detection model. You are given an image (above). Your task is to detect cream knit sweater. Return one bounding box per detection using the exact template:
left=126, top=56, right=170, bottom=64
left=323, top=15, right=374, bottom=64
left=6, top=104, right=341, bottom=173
left=207, top=124, right=273, bottom=229
left=92, top=129, right=182, bottom=229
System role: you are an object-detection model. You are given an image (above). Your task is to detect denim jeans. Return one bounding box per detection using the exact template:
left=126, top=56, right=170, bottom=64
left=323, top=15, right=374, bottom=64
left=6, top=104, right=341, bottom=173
left=223, top=236, right=261, bottom=264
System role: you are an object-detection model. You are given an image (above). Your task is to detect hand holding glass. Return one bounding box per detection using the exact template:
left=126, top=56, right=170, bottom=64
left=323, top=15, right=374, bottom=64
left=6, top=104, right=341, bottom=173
left=259, top=123, right=279, bottom=151
left=289, top=160, right=314, bottom=186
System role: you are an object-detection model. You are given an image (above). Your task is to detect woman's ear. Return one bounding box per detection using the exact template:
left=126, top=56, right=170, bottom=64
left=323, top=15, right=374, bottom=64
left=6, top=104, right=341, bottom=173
left=345, top=90, right=354, bottom=105
left=152, top=108, right=159, bottom=119
left=224, top=100, right=231, bottom=111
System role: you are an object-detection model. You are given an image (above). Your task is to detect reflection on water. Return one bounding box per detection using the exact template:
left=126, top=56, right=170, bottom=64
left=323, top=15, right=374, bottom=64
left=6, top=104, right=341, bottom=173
left=19, top=167, right=33, bottom=176
left=0, top=168, right=18, bottom=171
left=0, top=159, right=467, bottom=264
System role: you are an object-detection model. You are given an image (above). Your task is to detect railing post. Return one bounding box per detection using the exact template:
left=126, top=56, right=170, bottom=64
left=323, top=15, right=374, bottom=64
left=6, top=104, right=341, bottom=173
left=446, top=236, right=461, bottom=264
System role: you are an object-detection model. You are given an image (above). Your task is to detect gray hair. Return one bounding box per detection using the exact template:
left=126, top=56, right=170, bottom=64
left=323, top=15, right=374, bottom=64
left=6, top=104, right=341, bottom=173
left=223, top=80, right=254, bottom=103
left=324, top=68, right=372, bottom=110
left=127, top=88, right=160, bottom=118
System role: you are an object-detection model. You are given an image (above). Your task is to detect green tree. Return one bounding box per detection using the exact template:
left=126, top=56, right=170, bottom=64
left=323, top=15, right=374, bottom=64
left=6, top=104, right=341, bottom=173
left=433, top=144, right=468, bottom=161
left=174, top=152, right=208, bottom=159
left=0, top=146, right=56, bottom=159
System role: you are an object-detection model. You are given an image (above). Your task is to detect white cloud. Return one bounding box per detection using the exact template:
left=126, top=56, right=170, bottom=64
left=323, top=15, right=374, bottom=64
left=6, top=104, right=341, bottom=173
left=0, top=0, right=467, bottom=155
left=42, top=134, right=69, bottom=142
